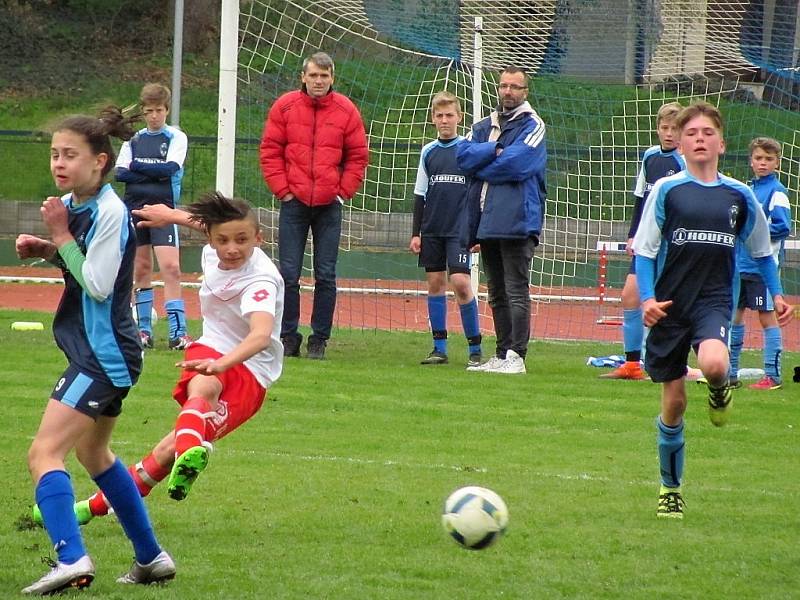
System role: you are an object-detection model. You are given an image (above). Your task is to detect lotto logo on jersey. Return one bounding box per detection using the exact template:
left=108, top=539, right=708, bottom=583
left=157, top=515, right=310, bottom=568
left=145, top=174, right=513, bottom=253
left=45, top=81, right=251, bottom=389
left=252, top=289, right=270, bottom=302
left=671, top=228, right=735, bottom=247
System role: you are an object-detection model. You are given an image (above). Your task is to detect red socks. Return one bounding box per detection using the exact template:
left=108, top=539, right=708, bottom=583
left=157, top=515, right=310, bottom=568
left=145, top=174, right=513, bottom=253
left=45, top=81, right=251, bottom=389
left=175, top=396, right=214, bottom=456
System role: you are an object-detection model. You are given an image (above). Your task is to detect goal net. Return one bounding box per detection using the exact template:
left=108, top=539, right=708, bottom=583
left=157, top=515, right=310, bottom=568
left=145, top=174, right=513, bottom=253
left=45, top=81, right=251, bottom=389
left=232, top=0, right=800, bottom=351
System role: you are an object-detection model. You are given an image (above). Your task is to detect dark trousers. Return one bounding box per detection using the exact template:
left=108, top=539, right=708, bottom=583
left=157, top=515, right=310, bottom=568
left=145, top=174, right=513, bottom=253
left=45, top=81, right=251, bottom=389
left=480, top=237, right=537, bottom=359
left=278, top=199, right=342, bottom=341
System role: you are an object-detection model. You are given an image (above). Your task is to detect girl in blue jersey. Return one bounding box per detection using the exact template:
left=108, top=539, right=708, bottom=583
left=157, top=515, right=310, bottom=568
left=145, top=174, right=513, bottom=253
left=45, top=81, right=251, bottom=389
left=15, top=107, right=175, bottom=594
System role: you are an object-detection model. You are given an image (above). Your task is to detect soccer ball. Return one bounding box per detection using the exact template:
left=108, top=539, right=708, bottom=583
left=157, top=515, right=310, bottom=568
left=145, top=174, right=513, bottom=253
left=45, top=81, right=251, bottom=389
left=441, top=486, right=509, bottom=549
left=131, top=304, right=158, bottom=325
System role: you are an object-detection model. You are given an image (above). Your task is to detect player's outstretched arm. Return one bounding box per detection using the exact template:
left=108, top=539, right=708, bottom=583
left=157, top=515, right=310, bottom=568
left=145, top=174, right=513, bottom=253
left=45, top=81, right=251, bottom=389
left=132, top=204, right=201, bottom=231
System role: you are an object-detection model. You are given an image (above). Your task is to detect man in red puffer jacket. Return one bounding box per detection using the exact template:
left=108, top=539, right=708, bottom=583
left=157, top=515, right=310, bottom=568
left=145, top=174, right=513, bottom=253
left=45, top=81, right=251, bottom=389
left=260, top=51, right=368, bottom=360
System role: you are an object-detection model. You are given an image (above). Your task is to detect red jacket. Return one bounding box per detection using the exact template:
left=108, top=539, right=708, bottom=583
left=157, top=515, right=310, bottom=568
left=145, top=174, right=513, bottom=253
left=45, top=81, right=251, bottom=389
left=260, top=89, right=369, bottom=206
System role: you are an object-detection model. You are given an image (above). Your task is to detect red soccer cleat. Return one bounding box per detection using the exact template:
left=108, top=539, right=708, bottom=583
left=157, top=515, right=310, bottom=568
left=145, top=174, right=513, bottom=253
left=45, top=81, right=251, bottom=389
left=748, top=376, right=782, bottom=390
left=599, top=361, right=646, bottom=380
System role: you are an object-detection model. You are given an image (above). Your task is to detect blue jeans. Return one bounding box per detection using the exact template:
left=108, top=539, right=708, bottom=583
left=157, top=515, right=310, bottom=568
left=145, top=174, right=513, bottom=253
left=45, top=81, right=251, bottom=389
left=480, top=237, right=537, bottom=359
left=278, top=199, right=342, bottom=341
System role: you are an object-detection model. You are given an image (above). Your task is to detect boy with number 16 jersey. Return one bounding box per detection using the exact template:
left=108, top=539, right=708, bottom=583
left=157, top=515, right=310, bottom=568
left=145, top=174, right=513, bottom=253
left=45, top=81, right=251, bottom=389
left=409, top=91, right=482, bottom=367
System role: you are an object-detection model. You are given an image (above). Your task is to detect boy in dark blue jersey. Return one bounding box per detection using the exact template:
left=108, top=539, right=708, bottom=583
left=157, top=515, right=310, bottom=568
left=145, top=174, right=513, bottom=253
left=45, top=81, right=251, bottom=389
left=632, top=102, right=793, bottom=519
left=116, top=83, right=191, bottom=350
left=729, top=137, right=792, bottom=390
left=602, top=102, right=685, bottom=380
left=409, top=92, right=481, bottom=367
left=16, top=108, right=175, bottom=594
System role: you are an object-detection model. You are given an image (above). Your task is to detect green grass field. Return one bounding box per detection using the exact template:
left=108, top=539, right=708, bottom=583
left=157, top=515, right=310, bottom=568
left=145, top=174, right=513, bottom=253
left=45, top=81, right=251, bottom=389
left=1, top=309, right=798, bottom=598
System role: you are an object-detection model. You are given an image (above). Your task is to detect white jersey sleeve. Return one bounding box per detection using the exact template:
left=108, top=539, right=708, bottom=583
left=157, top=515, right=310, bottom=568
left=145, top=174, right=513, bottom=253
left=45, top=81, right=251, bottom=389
left=116, top=140, right=133, bottom=169
left=79, top=186, right=129, bottom=300
left=165, top=126, right=188, bottom=168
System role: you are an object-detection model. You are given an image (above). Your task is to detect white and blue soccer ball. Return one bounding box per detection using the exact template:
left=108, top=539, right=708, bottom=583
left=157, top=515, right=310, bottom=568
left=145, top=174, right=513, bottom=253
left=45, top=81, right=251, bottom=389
left=441, top=486, right=509, bottom=549
left=131, top=305, right=158, bottom=325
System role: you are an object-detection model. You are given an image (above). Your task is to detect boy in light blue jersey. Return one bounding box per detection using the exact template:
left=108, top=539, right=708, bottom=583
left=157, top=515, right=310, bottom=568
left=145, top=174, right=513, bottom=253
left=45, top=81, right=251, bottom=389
left=632, top=102, right=793, bottom=519
left=116, top=83, right=191, bottom=350
left=409, top=91, right=481, bottom=367
left=728, top=137, right=792, bottom=390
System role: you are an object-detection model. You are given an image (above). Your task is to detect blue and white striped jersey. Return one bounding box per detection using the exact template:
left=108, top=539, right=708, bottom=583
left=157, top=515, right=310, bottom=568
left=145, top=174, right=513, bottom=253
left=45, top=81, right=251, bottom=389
left=414, top=136, right=468, bottom=237
left=737, top=172, right=792, bottom=274
left=53, top=184, right=142, bottom=388
left=628, top=146, right=685, bottom=238
left=115, top=125, right=187, bottom=210
left=632, top=171, right=774, bottom=319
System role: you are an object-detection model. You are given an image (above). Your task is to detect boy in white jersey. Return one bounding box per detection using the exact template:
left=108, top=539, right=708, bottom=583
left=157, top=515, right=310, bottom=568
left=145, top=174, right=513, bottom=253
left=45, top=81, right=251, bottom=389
left=32, top=192, right=284, bottom=524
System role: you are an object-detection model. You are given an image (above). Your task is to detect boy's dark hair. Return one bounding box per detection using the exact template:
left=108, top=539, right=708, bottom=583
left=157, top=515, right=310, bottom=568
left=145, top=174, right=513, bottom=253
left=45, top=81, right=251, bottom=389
left=140, top=83, right=171, bottom=109
left=54, top=106, right=140, bottom=178
left=749, top=136, right=782, bottom=158
left=676, top=101, right=723, bottom=134
left=186, top=191, right=259, bottom=233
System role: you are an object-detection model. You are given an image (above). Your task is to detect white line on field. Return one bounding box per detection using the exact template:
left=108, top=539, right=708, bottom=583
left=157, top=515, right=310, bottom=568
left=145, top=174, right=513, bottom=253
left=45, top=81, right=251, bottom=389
left=234, top=451, right=790, bottom=498
left=262, top=451, right=488, bottom=473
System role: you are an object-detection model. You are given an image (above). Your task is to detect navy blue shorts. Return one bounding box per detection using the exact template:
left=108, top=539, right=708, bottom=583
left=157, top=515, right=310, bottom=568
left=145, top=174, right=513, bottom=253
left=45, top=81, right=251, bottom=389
left=645, top=303, right=731, bottom=383
left=736, top=273, right=773, bottom=312
left=134, top=217, right=180, bottom=248
left=419, top=236, right=471, bottom=274
left=50, top=364, right=130, bottom=419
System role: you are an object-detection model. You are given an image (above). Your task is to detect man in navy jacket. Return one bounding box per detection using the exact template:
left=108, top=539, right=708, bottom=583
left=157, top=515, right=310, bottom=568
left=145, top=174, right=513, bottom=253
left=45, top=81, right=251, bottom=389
left=457, top=66, right=546, bottom=374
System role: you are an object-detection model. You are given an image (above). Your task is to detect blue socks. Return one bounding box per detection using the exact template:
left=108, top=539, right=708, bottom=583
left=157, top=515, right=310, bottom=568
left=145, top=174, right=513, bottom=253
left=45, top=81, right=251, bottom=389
left=165, top=298, right=188, bottom=339
left=36, top=471, right=86, bottom=564
left=622, top=308, right=643, bottom=362
left=763, top=326, right=782, bottom=382
left=459, top=298, right=481, bottom=354
left=729, top=323, right=745, bottom=379
left=94, top=458, right=160, bottom=565
left=428, top=295, right=447, bottom=353
left=657, top=417, right=685, bottom=488
left=135, top=288, right=154, bottom=334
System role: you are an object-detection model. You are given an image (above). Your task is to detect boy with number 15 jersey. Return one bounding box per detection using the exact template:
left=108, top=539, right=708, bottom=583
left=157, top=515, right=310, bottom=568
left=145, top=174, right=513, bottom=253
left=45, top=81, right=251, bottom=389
left=409, top=91, right=481, bottom=368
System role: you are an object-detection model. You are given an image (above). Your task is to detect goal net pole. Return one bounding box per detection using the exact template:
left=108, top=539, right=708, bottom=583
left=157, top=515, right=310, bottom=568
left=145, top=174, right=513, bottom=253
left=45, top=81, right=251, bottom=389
left=469, top=16, right=483, bottom=299
left=216, top=0, right=239, bottom=197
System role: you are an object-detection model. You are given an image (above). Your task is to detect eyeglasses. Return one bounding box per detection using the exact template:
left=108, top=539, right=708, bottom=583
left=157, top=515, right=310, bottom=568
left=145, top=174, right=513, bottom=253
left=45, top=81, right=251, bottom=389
left=498, top=84, right=527, bottom=91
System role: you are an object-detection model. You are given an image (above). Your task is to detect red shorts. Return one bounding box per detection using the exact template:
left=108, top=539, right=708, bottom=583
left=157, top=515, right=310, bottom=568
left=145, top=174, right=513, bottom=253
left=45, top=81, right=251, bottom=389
left=172, top=343, right=267, bottom=441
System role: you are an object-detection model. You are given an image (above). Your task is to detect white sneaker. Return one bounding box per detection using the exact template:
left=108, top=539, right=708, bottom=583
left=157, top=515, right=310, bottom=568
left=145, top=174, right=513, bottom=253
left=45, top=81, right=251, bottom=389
left=466, top=355, right=506, bottom=372
left=23, top=554, right=95, bottom=595
left=485, top=349, right=526, bottom=374
left=117, top=550, right=176, bottom=585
